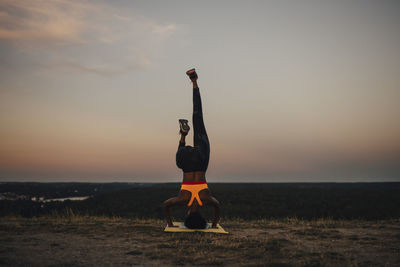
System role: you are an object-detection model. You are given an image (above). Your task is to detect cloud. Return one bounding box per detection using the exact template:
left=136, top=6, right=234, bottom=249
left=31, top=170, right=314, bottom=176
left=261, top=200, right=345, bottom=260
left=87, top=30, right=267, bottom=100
left=0, top=0, right=90, bottom=44
left=152, top=24, right=177, bottom=37
left=0, top=0, right=179, bottom=75
left=38, top=60, right=151, bottom=77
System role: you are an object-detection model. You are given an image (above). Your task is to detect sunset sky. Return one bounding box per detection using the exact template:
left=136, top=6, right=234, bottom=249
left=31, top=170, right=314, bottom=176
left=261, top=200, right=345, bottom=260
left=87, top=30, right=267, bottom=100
left=1, top=0, right=399, bottom=182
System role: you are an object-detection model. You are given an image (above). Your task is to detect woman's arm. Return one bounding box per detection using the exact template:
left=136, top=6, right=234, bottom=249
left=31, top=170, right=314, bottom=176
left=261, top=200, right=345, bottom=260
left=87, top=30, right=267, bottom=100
left=209, top=197, right=220, bottom=228
left=163, top=197, right=182, bottom=227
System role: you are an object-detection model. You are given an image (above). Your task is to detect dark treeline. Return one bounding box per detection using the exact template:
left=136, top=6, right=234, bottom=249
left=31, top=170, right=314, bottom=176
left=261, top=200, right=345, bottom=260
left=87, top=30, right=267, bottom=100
left=1, top=182, right=400, bottom=220
left=0, top=182, right=141, bottom=198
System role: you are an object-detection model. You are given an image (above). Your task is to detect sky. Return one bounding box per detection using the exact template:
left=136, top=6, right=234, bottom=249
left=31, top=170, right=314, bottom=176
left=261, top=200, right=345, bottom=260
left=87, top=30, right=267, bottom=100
left=0, top=0, right=399, bottom=182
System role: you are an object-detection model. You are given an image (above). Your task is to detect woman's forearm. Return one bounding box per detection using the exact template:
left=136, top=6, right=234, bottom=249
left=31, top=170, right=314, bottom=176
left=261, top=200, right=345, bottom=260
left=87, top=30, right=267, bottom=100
left=211, top=198, right=220, bottom=227
left=163, top=202, right=173, bottom=227
left=212, top=206, right=220, bottom=227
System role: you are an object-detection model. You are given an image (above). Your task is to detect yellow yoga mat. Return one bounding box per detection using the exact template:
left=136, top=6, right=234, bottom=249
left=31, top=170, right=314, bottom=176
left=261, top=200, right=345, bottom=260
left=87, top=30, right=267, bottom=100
left=164, top=222, right=229, bottom=234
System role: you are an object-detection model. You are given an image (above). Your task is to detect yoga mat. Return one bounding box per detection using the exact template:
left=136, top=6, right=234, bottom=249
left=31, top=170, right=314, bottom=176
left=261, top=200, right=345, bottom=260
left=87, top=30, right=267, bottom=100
left=164, top=222, right=228, bottom=234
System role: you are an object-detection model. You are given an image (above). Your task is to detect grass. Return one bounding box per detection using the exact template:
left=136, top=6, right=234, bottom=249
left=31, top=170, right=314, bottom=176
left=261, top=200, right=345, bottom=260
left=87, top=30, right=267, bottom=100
left=0, top=215, right=399, bottom=266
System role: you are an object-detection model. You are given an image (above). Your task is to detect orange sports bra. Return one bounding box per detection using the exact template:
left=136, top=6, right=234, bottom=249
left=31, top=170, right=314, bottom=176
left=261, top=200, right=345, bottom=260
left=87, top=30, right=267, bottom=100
left=180, top=181, right=208, bottom=206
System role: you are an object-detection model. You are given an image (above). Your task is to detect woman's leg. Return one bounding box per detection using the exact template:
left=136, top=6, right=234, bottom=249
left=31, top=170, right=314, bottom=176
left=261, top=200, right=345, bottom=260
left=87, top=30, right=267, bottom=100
left=192, top=80, right=210, bottom=169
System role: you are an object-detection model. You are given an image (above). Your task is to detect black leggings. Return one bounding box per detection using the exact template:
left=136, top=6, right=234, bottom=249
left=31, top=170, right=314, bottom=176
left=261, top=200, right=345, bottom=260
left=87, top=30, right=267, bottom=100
left=193, top=87, right=210, bottom=171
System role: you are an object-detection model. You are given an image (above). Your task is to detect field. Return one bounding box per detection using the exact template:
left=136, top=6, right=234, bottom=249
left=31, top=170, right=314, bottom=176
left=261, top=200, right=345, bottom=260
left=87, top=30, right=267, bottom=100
left=1, top=216, right=399, bottom=266
left=1, top=182, right=400, bottom=266
left=2, top=183, right=400, bottom=220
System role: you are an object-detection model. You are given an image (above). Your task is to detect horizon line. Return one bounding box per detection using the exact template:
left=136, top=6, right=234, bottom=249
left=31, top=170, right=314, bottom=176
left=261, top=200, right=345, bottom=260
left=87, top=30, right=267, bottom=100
left=1, top=180, right=399, bottom=184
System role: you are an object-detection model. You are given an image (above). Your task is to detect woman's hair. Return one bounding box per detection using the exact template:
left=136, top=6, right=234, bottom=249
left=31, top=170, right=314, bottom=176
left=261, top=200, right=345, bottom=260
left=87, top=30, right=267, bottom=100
left=184, top=211, right=207, bottom=229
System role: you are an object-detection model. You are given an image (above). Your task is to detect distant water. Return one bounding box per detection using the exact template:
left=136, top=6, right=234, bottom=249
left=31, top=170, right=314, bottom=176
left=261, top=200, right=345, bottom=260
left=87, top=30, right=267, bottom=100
left=41, top=196, right=90, bottom=202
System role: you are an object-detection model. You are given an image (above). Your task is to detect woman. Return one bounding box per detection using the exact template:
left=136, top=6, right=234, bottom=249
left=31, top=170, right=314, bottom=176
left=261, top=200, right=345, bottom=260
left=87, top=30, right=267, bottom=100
left=163, top=68, right=220, bottom=229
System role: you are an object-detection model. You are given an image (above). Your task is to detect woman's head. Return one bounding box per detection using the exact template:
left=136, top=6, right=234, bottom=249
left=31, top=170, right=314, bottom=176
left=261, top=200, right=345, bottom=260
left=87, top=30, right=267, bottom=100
left=184, top=211, right=207, bottom=229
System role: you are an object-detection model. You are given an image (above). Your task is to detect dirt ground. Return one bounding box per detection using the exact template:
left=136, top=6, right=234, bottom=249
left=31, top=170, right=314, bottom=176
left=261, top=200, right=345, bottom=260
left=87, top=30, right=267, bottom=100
left=0, top=216, right=399, bottom=266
